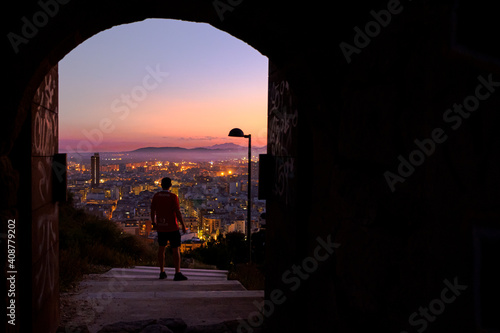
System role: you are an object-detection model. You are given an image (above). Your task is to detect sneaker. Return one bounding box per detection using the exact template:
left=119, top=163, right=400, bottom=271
left=174, top=272, right=188, bottom=281
left=159, top=271, right=167, bottom=279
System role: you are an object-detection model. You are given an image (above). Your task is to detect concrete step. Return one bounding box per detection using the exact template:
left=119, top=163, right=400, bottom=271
left=79, top=279, right=248, bottom=292
left=65, top=266, right=265, bottom=333
left=99, top=266, right=229, bottom=280
left=76, top=289, right=265, bottom=300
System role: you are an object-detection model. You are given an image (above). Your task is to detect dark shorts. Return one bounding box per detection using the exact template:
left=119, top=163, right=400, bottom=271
left=157, top=230, right=181, bottom=248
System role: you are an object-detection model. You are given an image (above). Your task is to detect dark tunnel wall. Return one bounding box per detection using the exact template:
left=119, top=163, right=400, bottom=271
left=2, top=0, right=500, bottom=332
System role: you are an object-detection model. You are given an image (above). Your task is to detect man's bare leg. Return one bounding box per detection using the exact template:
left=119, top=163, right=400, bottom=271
left=158, top=245, right=166, bottom=272
left=172, top=247, right=181, bottom=273
left=172, top=247, right=187, bottom=280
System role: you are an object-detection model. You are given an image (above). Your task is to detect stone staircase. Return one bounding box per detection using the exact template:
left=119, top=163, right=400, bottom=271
left=65, top=266, right=264, bottom=333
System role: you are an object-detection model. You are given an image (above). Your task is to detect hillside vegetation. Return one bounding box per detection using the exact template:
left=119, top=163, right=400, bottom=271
left=59, top=196, right=158, bottom=291
left=59, top=194, right=265, bottom=291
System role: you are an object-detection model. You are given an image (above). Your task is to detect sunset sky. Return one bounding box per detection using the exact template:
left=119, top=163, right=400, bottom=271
left=59, top=19, right=268, bottom=153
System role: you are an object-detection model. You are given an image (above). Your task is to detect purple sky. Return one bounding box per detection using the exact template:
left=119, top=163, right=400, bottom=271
left=59, top=19, right=268, bottom=153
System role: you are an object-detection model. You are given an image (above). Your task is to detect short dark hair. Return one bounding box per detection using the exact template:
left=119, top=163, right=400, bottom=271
left=161, top=177, right=172, bottom=189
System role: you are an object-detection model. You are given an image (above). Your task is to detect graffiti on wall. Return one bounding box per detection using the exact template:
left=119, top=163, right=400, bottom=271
left=32, top=205, right=58, bottom=312
left=31, top=65, right=59, bottom=329
left=31, top=157, right=53, bottom=210
left=32, top=65, right=58, bottom=156
left=34, top=66, right=58, bottom=112
left=32, top=107, right=57, bottom=156
left=268, top=80, right=298, bottom=205
left=269, top=80, right=298, bottom=157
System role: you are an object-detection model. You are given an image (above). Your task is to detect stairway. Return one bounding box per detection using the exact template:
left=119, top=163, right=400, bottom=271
left=68, top=266, right=264, bottom=332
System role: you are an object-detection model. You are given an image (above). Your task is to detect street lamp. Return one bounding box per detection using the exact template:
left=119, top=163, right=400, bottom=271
left=228, top=128, right=252, bottom=262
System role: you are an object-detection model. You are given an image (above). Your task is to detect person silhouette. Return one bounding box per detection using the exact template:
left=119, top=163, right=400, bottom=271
left=151, top=177, right=188, bottom=280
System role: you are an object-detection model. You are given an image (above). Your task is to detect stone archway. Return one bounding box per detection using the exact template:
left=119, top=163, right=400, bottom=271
left=4, top=1, right=310, bottom=332
left=4, top=1, right=500, bottom=333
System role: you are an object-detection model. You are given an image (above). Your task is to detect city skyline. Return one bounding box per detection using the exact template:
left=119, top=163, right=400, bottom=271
left=67, top=154, right=265, bottom=242
left=59, top=19, right=269, bottom=153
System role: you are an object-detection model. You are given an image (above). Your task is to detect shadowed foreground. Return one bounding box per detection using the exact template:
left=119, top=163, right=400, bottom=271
left=59, top=266, right=265, bottom=333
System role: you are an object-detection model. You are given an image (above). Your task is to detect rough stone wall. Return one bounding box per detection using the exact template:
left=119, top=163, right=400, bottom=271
left=2, top=64, right=61, bottom=333
left=30, top=65, right=60, bottom=333
left=262, top=1, right=500, bottom=332
left=294, top=1, right=500, bottom=332
left=263, top=62, right=302, bottom=332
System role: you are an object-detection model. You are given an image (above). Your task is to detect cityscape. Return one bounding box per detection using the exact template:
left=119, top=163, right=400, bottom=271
left=66, top=147, right=267, bottom=253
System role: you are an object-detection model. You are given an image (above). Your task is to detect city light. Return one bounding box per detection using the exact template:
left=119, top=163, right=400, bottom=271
left=66, top=154, right=266, bottom=247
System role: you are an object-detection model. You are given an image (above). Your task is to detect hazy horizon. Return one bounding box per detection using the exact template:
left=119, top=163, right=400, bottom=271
left=59, top=141, right=266, bottom=154
left=63, top=142, right=267, bottom=164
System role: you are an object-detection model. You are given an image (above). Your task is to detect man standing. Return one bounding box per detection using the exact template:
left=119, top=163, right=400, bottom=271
left=151, top=177, right=188, bottom=280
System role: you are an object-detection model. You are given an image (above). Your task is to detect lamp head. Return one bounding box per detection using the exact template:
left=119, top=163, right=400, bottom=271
left=228, top=128, right=245, bottom=137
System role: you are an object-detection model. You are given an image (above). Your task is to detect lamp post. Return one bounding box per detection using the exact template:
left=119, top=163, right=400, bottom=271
left=228, top=128, right=252, bottom=262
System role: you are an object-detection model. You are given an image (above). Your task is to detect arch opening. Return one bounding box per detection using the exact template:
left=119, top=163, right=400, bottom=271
left=57, top=17, right=269, bottom=327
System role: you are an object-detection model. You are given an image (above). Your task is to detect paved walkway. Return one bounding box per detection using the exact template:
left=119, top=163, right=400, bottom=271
left=62, top=266, right=264, bottom=333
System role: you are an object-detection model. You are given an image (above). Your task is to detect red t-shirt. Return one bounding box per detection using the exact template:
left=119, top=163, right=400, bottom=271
left=151, top=190, right=180, bottom=232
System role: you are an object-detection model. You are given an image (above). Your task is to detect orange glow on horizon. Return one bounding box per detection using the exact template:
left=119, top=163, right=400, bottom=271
left=58, top=19, right=268, bottom=153
left=59, top=94, right=267, bottom=152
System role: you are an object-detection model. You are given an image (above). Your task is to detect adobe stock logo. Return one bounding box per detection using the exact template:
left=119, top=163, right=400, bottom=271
left=384, top=74, right=500, bottom=192
left=339, top=0, right=404, bottom=64
left=401, top=277, right=467, bottom=333
left=64, top=64, right=169, bottom=162
left=236, top=234, right=340, bottom=333
left=212, top=0, right=243, bottom=21
left=7, top=0, right=72, bottom=54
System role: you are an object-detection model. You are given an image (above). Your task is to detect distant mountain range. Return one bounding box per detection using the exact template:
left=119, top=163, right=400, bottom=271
left=64, top=143, right=268, bottom=163
left=197, top=143, right=254, bottom=150
left=65, top=143, right=267, bottom=163
left=130, top=143, right=265, bottom=153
